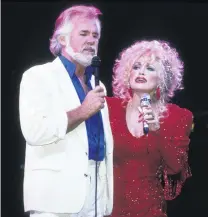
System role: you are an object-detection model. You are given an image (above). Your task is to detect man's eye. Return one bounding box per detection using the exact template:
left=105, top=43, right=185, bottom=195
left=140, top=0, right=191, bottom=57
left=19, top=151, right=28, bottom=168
left=93, top=34, right=99, bottom=38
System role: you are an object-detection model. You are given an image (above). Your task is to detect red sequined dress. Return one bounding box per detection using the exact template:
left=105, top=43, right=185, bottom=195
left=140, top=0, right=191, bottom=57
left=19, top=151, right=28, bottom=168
left=106, top=97, right=193, bottom=217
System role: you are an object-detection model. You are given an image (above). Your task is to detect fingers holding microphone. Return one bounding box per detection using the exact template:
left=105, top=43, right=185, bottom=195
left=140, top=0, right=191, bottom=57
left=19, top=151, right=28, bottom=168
left=95, top=86, right=105, bottom=109
left=81, top=86, right=106, bottom=118
left=139, top=106, right=155, bottom=121
left=138, top=105, right=160, bottom=131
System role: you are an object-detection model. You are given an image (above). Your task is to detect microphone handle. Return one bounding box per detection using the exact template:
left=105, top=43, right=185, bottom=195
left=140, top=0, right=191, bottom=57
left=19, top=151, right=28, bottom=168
left=94, top=67, right=99, bottom=86
left=143, top=120, right=149, bottom=135
left=141, top=104, right=150, bottom=135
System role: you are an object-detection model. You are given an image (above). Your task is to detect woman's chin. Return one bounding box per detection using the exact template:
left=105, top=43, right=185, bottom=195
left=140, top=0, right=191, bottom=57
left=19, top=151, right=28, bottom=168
left=132, top=88, right=153, bottom=94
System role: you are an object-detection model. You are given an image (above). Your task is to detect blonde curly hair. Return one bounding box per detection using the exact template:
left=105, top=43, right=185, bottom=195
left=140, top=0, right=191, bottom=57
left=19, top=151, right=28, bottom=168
left=113, top=40, right=184, bottom=120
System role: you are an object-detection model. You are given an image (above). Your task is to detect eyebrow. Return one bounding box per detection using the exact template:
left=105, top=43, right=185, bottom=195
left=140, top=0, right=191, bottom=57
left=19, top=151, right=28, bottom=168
left=134, top=62, right=142, bottom=66
left=146, top=63, right=151, bottom=66
left=80, top=30, right=89, bottom=33
left=146, top=63, right=155, bottom=67
left=80, top=30, right=99, bottom=35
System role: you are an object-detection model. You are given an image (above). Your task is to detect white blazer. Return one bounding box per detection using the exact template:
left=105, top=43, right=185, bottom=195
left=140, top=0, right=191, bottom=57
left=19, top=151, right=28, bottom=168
left=19, top=57, right=114, bottom=215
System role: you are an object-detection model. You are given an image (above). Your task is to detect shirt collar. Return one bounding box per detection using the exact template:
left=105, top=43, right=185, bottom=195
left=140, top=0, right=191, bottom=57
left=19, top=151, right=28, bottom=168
left=59, top=55, right=93, bottom=83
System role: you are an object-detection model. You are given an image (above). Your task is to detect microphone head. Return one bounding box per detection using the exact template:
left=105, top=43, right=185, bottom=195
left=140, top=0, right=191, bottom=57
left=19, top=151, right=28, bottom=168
left=91, top=56, right=101, bottom=67
left=140, top=93, right=151, bottom=107
left=141, top=93, right=151, bottom=100
left=141, top=93, right=151, bottom=135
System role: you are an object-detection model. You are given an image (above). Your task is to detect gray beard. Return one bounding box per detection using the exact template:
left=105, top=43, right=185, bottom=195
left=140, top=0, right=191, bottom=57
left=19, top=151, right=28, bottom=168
left=65, top=46, right=95, bottom=67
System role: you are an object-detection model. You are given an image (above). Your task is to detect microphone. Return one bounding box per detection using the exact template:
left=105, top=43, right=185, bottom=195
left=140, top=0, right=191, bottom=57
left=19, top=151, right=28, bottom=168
left=91, top=56, right=101, bottom=86
left=140, top=93, right=151, bottom=135
left=91, top=56, right=101, bottom=217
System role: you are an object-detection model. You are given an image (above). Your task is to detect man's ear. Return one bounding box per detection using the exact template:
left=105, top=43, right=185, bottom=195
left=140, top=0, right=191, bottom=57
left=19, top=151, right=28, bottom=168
left=57, top=35, right=67, bottom=46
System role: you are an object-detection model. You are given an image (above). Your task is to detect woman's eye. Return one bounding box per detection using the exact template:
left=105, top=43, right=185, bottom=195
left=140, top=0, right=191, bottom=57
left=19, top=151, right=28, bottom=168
left=133, top=65, right=140, bottom=70
left=147, top=67, right=155, bottom=71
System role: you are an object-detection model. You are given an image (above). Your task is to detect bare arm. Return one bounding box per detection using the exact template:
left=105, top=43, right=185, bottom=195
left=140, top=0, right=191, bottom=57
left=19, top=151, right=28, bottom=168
left=66, top=105, right=87, bottom=132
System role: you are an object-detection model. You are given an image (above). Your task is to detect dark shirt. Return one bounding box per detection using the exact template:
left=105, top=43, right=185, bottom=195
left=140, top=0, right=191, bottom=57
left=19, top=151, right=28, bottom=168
left=59, top=55, right=105, bottom=161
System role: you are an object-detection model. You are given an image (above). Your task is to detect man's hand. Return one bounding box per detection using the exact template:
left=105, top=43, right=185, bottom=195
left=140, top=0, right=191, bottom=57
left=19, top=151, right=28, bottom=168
left=66, top=86, right=105, bottom=132
left=81, top=86, right=106, bottom=119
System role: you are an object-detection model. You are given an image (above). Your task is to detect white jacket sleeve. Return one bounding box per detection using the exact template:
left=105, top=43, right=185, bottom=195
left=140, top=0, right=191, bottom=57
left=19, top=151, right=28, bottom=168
left=19, top=67, right=68, bottom=146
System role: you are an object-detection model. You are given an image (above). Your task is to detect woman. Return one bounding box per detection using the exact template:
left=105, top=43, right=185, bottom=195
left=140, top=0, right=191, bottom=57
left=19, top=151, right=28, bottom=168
left=106, top=40, right=193, bottom=217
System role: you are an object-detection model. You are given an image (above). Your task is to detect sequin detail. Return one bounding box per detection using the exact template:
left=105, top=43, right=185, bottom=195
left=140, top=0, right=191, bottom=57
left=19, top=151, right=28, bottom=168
left=106, top=97, right=193, bottom=217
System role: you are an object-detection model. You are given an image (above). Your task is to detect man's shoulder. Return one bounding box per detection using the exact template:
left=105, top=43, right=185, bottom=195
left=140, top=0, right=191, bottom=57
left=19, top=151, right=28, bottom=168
left=21, top=58, right=61, bottom=83
left=23, top=60, right=53, bottom=77
left=20, top=60, right=59, bottom=89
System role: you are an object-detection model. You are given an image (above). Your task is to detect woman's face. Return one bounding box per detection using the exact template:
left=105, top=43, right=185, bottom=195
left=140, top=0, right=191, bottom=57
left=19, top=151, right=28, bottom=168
left=129, top=56, right=161, bottom=94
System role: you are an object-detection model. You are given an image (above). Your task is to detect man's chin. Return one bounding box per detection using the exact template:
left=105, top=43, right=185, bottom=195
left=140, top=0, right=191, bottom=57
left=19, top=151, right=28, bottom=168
left=74, top=54, right=93, bottom=67
left=82, top=51, right=95, bottom=57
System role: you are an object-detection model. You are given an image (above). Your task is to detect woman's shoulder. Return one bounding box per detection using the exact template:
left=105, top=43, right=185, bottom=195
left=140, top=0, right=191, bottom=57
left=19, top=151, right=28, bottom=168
left=161, top=103, right=194, bottom=133
left=166, top=103, right=193, bottom=120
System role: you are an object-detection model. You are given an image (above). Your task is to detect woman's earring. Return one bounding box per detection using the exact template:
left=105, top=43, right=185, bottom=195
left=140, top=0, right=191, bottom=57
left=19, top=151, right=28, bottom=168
left=156, top=87, right=161, bottom=100
left=127, top=82, right=133, bottom=97
left=129, top=88, right=133, bottom=97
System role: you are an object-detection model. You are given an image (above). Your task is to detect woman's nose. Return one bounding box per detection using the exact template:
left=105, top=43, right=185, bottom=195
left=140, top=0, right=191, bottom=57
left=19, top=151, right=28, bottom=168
left=138, top=70, right=145, bottom=75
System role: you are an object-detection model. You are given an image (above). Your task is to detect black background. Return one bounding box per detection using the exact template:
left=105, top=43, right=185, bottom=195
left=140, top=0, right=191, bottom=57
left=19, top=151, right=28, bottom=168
left=2, top=1, right=208, bottom=217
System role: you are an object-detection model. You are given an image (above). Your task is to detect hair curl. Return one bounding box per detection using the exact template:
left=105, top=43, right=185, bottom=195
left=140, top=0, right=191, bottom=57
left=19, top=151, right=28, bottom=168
left=113, top=40, right=184, bottom=120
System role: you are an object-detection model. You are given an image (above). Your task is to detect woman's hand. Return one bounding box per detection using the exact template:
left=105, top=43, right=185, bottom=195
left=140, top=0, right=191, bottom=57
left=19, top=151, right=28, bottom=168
left=138, top=105, right=160, bottom=131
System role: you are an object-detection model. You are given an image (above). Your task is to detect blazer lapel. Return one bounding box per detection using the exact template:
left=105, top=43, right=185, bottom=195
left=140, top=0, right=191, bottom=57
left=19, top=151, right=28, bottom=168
left=52, top=57, right=88, bottom=153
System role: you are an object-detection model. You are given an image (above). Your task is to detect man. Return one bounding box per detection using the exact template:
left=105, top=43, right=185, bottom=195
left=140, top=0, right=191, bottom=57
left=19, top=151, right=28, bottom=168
left=19, top=5, right=113, bottom=217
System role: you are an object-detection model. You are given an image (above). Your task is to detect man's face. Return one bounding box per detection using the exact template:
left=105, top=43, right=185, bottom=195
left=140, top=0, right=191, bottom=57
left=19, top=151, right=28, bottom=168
left=70, top=17, right=100, bottom=57
left=63, top=16, right=100, bottom=67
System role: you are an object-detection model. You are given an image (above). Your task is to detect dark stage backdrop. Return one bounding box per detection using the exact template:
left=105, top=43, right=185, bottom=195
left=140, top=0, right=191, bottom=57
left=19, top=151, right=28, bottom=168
left=2, top=1, right=208, bottom=217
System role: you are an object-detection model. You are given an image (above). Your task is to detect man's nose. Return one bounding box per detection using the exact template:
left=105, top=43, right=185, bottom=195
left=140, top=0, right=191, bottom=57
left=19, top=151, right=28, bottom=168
left=86, top=36, right=96, bottom=45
